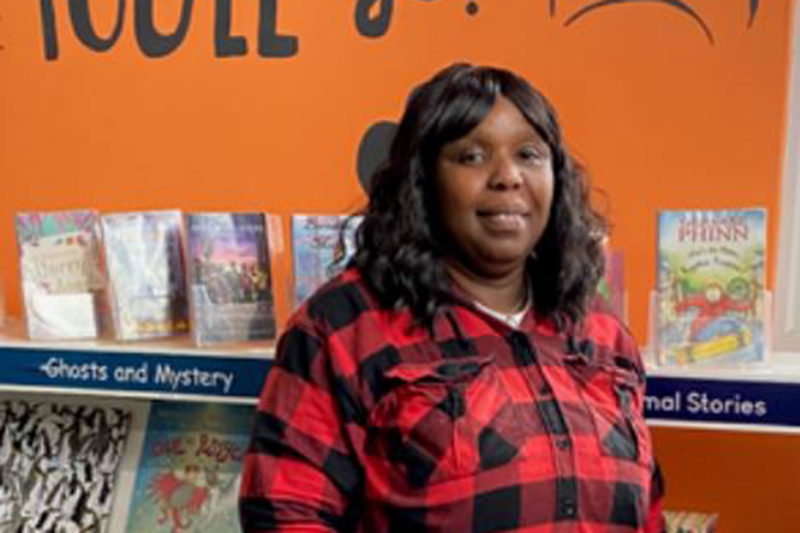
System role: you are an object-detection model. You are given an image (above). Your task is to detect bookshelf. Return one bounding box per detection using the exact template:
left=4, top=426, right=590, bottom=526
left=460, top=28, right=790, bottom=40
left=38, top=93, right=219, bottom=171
left=2, top=323, right=800, bottom=433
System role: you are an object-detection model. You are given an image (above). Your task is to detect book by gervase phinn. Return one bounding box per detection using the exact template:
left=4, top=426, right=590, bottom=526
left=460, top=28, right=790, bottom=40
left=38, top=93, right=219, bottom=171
left=656, top=209, right=766, bottom=366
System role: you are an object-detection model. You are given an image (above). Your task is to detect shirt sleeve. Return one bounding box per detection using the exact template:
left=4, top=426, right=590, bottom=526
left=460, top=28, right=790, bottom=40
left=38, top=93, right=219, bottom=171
left=239, top=319, right=364, bottom=533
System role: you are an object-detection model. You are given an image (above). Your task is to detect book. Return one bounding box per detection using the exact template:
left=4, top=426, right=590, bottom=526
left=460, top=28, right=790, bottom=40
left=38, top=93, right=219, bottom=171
left=0, top=398, right=133, bottom=533
left=598, top=249, right=626, bottom=320
left=664, top=510, right=719, bottom=533
left=184, top=213, right=276, bottom=345
left=124, top=402, right=255, bottom=533
left=656, top=209, right=767, bottom=366
left=291, top=214, right=361, bottom=308
left=102, top=211, right=189, bottom=341
left=15, top=210, right=106, bottom=340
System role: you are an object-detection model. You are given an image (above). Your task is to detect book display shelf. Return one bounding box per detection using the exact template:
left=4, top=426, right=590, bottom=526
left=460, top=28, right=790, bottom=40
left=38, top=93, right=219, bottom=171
left=645, top=353, right=800, bottom=434
left=0, top=321, right=275, bottom=404
left=1, top=320, right=799, bottom=433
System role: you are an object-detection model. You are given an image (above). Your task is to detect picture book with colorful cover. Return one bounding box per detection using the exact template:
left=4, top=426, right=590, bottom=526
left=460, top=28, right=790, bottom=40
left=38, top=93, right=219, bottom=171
left=125, top=402, right=255, bottom=533
left=656, top=209, right=766, bottom=366
left=291, top=214, right=361, bottom=308
left=102, top=211, right=189, bottom=341
left=597, top=249, right=626, bottom=321
left=185, top=213, right=276, bottom=345
left=0, top=399, right=133, bottom=533
left=15, top=210, right=106, bottom=340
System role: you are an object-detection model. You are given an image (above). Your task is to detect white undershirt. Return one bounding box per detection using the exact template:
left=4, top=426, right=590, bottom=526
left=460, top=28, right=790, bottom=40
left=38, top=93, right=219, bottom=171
left=473, top=299, right=531, bottom=329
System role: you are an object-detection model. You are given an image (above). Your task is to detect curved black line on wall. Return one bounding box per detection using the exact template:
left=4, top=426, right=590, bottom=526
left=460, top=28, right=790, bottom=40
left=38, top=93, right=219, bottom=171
left=748, top=0, right=759, bottom=28
left=68, top=0, right=126, bottom=51
left=357, top=121, right=398, bottom=194
left=356, top=0, right=394, bottom=38
left=564, top=0, right=715, bottom=45
left=135, top=0, right=194, bottom=58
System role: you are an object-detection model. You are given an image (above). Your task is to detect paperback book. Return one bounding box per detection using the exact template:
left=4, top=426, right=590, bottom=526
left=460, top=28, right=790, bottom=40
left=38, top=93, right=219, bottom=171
left=0, top=399, right=132, bottom=533
left=291, top=214, right=361, bottom=308
left=656, top=209, right=766, bottom=366
left=185, top=213, right=276, bottom=345
left=15, top=210, right=106, bottom=340
left=102, top=211, right=189, bottom=341
left=125, top=402, right=255, bottom=533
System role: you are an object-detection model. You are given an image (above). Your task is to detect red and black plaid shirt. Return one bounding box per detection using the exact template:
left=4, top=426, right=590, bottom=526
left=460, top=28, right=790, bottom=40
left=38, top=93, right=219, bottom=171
left=240, top=268, right=665, bottom=532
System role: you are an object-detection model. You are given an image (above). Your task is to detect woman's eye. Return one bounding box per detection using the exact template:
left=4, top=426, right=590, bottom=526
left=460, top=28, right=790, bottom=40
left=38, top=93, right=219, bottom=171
left=458, top=150, right=485, bottom=165
left=519, top=147, right=545, bottom=162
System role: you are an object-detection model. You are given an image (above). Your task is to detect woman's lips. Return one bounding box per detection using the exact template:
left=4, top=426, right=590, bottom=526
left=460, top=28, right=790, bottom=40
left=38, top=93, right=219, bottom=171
left=477, top=210, right=529, bottom=232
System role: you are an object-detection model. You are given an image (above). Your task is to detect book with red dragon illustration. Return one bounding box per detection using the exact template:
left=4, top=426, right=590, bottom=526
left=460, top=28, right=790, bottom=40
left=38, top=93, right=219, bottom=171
left=124, top=402, right=255, bottom=533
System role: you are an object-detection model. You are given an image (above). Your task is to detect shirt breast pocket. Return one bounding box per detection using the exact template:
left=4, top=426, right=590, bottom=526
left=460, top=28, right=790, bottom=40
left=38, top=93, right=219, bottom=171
left=366, top=356, right=523, bottom=487
left=567, top=355, right=651, bottom=466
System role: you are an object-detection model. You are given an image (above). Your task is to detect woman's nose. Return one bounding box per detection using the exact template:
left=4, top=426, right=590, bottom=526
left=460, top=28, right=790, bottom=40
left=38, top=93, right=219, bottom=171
left=488, top=157, right=523, bottom=189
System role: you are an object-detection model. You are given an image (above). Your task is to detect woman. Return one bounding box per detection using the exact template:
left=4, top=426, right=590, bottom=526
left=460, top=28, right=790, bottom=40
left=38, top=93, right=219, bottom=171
left=240, top=63, right=665, bottom=532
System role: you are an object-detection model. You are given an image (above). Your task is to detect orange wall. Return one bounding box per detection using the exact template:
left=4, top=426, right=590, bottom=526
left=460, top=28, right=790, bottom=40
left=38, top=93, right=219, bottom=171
left=652, top=427, right=800, bottom=531
left=0, top=1, right=796, bottom=530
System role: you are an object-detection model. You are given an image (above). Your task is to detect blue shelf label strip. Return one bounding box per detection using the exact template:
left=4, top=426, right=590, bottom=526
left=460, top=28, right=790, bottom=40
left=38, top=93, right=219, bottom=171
left=3, top=345, right=798, bottom=430
left=646, top=376, right=800, bottom=428
left=0, top=345, right=273, bottom=398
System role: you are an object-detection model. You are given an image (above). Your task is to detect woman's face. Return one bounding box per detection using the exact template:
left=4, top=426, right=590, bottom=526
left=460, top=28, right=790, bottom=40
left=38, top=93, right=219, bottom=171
left=434, top=96, right=554, bottom=279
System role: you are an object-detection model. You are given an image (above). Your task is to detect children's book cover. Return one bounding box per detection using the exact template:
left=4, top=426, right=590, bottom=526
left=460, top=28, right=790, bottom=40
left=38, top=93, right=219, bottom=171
left=102, top=211, right=189, bottom=341
left=185, top=213, right=276, bottom=345
left=656, top=209, right=766, bottom=366
left=664, top=510, right=718, bottom=533
left=0, top=399, right=132, bottom=533
left=597, top=249, right=626, bottom=321
left=15, top=210, right=106, bottom=340
left=291, top=214, right=361, bottom=308
left=125, top=402, right=255, bottom=533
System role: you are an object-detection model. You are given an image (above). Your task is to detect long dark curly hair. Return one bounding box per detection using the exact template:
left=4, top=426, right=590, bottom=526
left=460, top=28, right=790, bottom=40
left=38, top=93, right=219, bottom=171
left=353, top=63, right=607, bottom=331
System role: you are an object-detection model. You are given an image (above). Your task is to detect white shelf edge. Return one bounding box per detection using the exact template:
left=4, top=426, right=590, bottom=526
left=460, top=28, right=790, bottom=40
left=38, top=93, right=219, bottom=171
left=0, top=384, right=258, bottom=405
left=647, top=419, right=800, bottom=436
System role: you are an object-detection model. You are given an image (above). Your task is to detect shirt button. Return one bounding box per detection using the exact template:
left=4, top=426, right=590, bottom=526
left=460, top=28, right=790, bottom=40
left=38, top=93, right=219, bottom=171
left=561, top=499, right=576, bottom=517
left=556, top=438, right=571, bottom=450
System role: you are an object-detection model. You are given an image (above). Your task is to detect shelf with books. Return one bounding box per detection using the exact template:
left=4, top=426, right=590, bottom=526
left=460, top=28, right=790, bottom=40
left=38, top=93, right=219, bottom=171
left=644, top=351, right=800, bottom=434
left=0, top=322, right=275, bottom=404
left=3, top=323, right=800, bottom=432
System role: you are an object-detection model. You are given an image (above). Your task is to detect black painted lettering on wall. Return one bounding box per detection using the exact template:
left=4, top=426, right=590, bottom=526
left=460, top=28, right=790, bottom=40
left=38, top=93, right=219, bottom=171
left=36, top=0, right=757, bottom=61
left=355, top=0, right=393, bottom=38
left=135, top=0, right=193, bottom=58
left=40, top=0, right=59, bottom=59
left=69, top=0, right=125, bottom=52
left=357, top=121, right=397, bottom=193
left=258, top=0, right=298, bottom=57
left=215, top=0, right=247, bottom=57
left=39, top=0, right=297, bottom=60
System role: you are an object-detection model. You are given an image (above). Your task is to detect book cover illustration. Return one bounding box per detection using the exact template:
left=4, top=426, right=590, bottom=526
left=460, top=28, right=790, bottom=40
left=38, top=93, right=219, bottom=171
left=664, top=510, right=718, bottom=533
left=657, top=209, right=766, bottom=366
left=125, top=402, right=255, bottom=533
left=0, top=400, right=132, bottom=533
left=185, top=213, right=275, bottom=345
left=102, top=211, right=189, bottom=341
left=15, top=210, right=106, bottom=340
left=291, top=214, right=361, bottom=308
left=597, top=249, right=626, bottom=320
